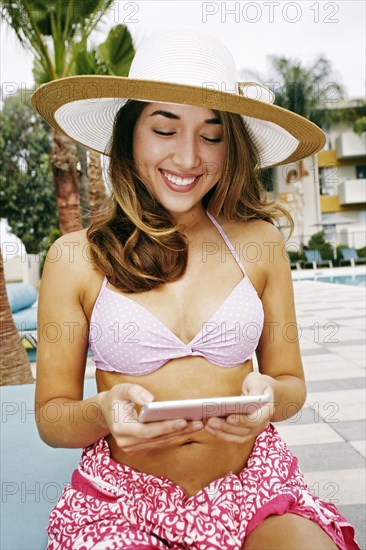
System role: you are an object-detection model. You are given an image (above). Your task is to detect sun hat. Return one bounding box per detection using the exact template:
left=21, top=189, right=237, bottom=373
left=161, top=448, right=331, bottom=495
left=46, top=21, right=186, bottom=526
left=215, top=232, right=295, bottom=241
left=31, top=28, right=325, bottom=167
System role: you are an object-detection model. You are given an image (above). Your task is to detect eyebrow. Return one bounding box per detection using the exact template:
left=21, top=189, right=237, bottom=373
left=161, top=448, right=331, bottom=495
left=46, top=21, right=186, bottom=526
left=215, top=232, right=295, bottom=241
left=149, top=110, right=222, bottom=125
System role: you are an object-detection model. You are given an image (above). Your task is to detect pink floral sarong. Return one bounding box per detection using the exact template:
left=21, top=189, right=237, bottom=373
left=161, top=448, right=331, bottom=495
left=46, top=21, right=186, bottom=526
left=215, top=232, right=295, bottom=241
left=46, top=425, right=360, bottom=549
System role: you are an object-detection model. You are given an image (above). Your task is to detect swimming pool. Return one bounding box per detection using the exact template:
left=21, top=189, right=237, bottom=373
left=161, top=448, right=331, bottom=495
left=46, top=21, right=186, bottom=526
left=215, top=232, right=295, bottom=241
left=292, top=266, right=366, bottom=287
left=299, top=274, right=365, bottom=287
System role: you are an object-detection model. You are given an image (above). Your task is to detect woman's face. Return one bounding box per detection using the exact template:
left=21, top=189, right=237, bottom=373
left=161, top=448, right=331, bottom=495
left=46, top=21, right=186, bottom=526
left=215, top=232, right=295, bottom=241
left=133, top=102, right=225, bottom=216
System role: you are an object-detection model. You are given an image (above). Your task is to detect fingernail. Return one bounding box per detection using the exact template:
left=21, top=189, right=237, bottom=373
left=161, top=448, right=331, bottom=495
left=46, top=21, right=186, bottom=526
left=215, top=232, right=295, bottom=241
left=209, top=419, right=221, bottom=429
left=205, top=425, right=216, bottom=433
left=192, top=421, right=203, bottom=431
left=140, top=391, right=154, bottom=403
left=175, top=420, right=187, bottom=429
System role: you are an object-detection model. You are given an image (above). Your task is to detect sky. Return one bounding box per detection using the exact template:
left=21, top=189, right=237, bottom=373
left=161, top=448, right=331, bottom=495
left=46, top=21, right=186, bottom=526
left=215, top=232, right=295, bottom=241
left=1, top=0, right=365, bottom=102
left=1, top=0, right=365, bottom=257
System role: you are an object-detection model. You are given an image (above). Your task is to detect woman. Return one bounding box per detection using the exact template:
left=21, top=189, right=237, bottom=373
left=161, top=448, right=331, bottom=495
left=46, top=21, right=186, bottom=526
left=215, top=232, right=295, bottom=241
left=32, top=29, right=359, bottom=549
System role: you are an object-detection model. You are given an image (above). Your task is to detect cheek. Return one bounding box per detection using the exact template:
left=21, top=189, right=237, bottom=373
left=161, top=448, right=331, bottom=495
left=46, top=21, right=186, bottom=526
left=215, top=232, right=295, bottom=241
left=209, top=149, right=225, bottom=179
left=133, top=145, right=149, bottom=176
left=133, top=132, right=163, bottom=172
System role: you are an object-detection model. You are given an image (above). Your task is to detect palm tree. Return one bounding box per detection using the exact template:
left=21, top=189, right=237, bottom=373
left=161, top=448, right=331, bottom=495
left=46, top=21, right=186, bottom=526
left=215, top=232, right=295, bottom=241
left=0, top=0, right=115, bottom=234
left=268, top=56, right=344, bottom=122
left=0, top=3, right=135, bottom=383
left=353, top=116, right=366, bottom=136
left=266, top=56, right=344, bottom=246
left=70, top=24, right=135, bottom=223
left=0, top=250, right=34, bottom=385
left=33, top=22, right=135, bottom=224
left=240, top=55, right=346, bottom=244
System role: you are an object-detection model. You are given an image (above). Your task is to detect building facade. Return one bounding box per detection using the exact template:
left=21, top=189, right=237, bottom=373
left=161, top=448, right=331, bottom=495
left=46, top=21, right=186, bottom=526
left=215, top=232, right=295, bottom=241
left=270, top=109, right=366, bottom=250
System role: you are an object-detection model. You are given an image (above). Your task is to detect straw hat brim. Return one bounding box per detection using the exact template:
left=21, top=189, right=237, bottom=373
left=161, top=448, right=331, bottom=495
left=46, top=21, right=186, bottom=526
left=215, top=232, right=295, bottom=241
left=31, top=75, right=326, bottom=167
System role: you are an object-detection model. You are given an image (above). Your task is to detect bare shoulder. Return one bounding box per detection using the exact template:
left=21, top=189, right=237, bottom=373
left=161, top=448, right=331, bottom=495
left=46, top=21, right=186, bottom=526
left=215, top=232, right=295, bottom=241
left=42, top=229, right=95, bottom=293
left=224, top=218, right=287, bottom=263
left=44, top=228, right=91, bottom=281
left=235, top=218, right=284, bottom=241
left=47, top=227, right=90, bottom=259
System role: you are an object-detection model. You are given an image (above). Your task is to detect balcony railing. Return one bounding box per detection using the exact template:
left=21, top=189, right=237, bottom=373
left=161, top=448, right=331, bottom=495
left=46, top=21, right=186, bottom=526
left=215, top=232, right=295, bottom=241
left=338, top=178, right=366, bottom=205
left=335, top=132, right=366, bottom=159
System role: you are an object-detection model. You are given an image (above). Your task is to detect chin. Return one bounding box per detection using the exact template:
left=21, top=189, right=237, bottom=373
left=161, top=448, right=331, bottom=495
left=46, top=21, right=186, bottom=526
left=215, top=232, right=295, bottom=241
left=158, top=200, right=197, bottom=214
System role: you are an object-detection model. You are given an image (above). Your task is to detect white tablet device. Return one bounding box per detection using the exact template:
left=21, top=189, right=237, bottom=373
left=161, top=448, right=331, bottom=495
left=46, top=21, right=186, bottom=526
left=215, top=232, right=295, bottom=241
left=138, top=394, right=271, bottom=423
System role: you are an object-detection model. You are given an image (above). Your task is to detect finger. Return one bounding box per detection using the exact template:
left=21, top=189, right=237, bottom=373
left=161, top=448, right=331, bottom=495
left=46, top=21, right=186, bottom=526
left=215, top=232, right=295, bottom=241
left=118, top=416, right=203, bottom=441
left=114, top=383, right=154, bottom=405
left=245, top=402, right=273, bottom=423
left=206, top=416, right=254, bottom=436
left=205, top=417, right=270, bottom=443
left=204, top=424, right=256, bottom=444
left=149, top=420, right=204, bottom=440
left=241, top=372, right=266, bottom=396
left=135, top=418, right=204, bottom=440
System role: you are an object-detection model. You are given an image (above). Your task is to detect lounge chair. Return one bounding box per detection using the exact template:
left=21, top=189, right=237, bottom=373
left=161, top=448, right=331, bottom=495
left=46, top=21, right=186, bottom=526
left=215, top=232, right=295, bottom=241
left=340, top=248, right=366, bottom=267
left=6, top=283, right=38, bottom=360
left=287, top=254, right=301, bottom=270
left=303, top=250, right=333, bottom=269
left=1, top=379, right=96, bottom=549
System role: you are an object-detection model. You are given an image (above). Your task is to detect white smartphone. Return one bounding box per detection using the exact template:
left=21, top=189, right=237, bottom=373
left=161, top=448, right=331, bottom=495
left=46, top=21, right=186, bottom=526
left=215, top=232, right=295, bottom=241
left=138, top=394, right=271, bottom=423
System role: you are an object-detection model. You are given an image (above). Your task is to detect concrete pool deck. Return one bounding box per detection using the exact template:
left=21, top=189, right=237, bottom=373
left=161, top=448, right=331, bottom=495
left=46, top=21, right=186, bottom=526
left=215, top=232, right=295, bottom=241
left=280, top=275, right=365, bottom=548
left=5, top=273, right=366, bottom=549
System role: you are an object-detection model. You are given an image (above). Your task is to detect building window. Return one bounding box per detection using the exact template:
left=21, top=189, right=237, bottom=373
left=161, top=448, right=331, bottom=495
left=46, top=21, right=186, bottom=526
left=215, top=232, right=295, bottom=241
left=319, top=166, right=338, bottom=195
left=356, top=165, right=366, bottom=179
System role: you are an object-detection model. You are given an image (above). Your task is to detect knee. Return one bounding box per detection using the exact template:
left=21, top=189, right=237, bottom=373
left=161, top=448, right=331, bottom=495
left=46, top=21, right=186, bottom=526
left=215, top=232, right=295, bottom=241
left=242, top=513, right=339, bottom=550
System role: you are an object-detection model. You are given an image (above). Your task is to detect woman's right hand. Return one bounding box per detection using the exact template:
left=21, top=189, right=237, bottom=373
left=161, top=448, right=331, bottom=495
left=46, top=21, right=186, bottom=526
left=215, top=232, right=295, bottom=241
left=98, top=383, right=203, bottom=455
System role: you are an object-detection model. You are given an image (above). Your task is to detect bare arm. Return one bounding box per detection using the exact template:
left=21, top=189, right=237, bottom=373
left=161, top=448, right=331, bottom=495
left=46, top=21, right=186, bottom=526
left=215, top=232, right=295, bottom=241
left=253, top=224, right=307, bottom=422
left=205, top=222, right=306, bottom=441
left=35, top=232, right=110, bottom=447
left=35, top=232, right=202, bottom=451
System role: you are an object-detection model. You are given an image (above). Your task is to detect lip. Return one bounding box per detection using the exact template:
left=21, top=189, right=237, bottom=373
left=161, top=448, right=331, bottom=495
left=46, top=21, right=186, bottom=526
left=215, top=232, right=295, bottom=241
left=161, top=168, right=202, bottom=178
left=159, top=169, right=201, bottom=193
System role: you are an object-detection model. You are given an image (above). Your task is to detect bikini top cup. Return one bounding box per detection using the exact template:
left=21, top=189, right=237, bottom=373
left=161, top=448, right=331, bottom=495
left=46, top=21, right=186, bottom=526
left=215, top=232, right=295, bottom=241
left=89, top=210, right=264, bottom=375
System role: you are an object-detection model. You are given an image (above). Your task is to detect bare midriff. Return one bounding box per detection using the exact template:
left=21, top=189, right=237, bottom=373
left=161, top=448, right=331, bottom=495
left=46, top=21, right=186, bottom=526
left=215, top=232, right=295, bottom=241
left=96, top=357, right=255, bottom=497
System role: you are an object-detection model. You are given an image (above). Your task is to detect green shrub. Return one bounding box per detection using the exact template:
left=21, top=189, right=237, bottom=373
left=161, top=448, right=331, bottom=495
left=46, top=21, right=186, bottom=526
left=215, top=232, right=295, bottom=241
left=307, top=231, right=335, bottom=261
left=287, top=250, right=305, bottom=262
left=337, top=245, right=348, bottom=259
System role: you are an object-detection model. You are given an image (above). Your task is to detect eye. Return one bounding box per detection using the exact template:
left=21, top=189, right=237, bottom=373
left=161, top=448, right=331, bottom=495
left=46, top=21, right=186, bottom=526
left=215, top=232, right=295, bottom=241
left=153, top=130, right=175, bottom=136
left=152, top=130, right=223, bottom=142
left=202, top=136, right=223, bottom=143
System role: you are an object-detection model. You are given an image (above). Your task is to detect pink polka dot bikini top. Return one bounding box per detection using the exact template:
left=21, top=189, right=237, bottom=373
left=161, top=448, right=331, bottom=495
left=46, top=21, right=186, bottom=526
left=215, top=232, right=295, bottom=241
left=89, top=210, right=264, bottom=376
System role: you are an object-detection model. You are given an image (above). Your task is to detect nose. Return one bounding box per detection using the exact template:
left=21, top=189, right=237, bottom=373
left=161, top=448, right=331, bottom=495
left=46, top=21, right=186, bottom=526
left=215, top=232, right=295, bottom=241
left=172, top=133, right=201, bottom=171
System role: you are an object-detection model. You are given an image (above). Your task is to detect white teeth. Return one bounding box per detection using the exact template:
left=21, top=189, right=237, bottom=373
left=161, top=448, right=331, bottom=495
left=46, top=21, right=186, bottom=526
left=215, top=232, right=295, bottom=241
left=163, top=170, right=196, bottom=186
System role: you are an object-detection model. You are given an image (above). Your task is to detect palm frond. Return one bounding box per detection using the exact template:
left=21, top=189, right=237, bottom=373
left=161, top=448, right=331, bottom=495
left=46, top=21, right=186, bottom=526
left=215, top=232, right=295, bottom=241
left=97, top=25, right=135, bottom=76
left=1, top=0, right=56, bottom=79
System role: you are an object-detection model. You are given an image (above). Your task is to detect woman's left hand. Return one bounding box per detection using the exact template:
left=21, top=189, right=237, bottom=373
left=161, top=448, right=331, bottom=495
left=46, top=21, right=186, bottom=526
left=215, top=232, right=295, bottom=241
left=204, top=372, right=275, bottom=443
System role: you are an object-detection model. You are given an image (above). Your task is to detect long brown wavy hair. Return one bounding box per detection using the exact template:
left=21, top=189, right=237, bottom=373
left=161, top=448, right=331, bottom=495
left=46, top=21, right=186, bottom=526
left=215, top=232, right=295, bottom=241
left=86, top=100, right=293, bottom=292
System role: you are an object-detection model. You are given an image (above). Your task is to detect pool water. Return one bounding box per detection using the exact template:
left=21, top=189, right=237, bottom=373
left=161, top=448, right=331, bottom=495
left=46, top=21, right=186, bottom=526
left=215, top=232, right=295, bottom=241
left=300, top=274, right=365, bottom=287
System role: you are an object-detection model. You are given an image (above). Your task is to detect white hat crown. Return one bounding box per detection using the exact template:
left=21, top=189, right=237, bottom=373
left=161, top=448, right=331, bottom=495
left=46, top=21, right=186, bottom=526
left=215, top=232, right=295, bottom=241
left=129, top=29, right=238, bottom=91
left=32, top=27, right=325, bottom=166
left=129, top=29, right=275, bottom=104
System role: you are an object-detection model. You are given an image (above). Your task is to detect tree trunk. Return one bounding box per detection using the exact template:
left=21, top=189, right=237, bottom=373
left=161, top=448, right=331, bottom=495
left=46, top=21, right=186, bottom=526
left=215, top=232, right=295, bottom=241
left=52, top=130, right=83, bottom=235
left=88, top=149, right=107, bottom=223
left=0, top=250, right=34, bottom=386
left=76, top=144, right=91, bottom=228
left=286, top=160, right=308, bottom=249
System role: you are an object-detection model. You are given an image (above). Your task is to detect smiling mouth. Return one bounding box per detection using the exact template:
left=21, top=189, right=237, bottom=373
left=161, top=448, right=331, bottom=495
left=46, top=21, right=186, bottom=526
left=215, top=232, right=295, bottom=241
left=160, top=169, right=201, bottom=187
